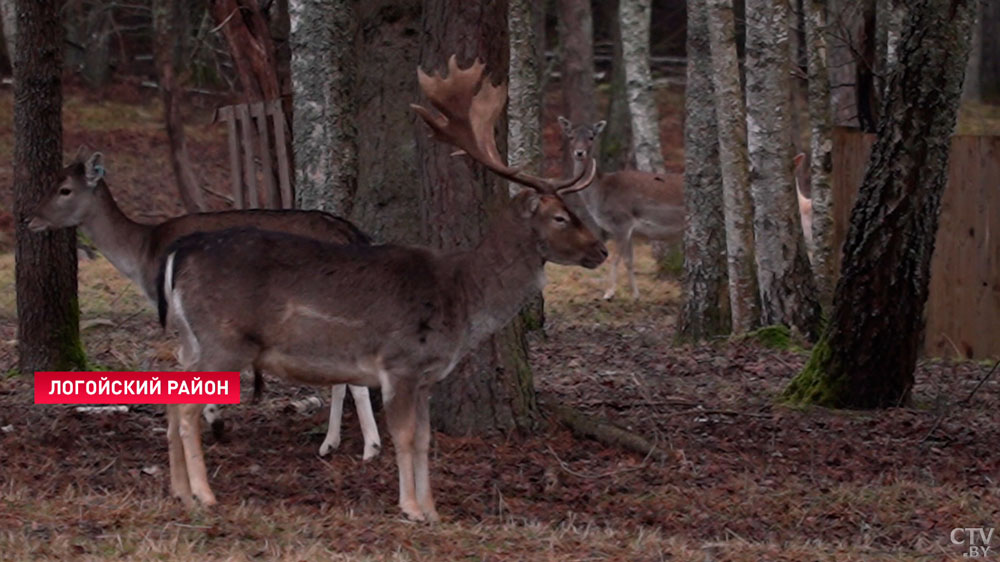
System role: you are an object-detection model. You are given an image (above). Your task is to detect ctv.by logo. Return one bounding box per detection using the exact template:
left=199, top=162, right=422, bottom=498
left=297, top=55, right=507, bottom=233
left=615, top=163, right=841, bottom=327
left=951, top=527, right=995, bottom=558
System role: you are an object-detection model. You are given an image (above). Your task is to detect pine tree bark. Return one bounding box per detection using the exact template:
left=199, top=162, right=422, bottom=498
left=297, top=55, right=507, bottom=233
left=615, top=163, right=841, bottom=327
left=351, top=0, right=421, bottom=244
left=619, top=0, right=665, bottom=173
left=417, top=0, right=537, bottom=435
left=784, top=0, right=975, bottom=408
left=290, top=0, right=357, bottom=215
left=679, top=0, right=730, bottom=341
left=706, top=0, right=759, bottom=334
left=804, top=0, right=835, bottom=309
left=557, top=0, right=596, bottom=124
left=1, top=0, right=15, bottom=70
left=745, top=0, right=821, bottom=338
left=14, top=0, right=87, bottom=373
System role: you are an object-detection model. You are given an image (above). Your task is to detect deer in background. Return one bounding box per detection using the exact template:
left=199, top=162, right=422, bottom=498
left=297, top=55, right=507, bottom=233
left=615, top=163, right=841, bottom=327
left=793, top=152, right=814, bottom=263
left=27, top=156, right=381, bottom=461
left=156, top=56, right=606, bottom=520
left=558, top=117, right=685, bottom=300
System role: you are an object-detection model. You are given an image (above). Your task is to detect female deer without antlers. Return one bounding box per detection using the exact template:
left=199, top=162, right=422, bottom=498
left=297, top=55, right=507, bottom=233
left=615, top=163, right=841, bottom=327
left=26, top=155, right=381, bottom=461
left=157, top=56, right=607, bottom=521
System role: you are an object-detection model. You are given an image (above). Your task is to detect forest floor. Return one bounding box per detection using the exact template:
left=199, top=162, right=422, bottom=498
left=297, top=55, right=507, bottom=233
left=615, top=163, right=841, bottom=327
left=0, top=80, right=998, bottom=561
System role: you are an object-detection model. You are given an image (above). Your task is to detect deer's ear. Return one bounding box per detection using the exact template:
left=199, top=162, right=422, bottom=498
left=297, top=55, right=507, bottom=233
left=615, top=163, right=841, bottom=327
left=557, top=116, right=573, bottom=136
left=593, top=120, right=607, bottom=135
left=520, top=191, right=542, bottom=218
left=85, top=152, right=106, bottom=187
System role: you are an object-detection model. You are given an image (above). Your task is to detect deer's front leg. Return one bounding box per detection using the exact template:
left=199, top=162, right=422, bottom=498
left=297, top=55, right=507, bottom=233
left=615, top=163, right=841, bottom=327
left=413, top=387, right=438, bottom=522
left=383, top=380, right=421, bottom=521
left=603, top=237, right=624, bottom=300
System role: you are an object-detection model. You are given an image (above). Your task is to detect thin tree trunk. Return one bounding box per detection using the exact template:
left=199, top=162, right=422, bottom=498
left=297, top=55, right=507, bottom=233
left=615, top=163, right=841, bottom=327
left=706, top=0, right=759, bottom=334
left=619, top=0, right=665, bottom=174
left=509, top=0, right=545, bottom=331
left=14, top=0, right=87, bottom=373
left=290, top=0, right=357, bottom=215
left=679, top=0, right=730, bottom=341
left=352, top=0, right=421, bottom=244
left=1, top=0, right=15, bottom=70
left=784, top=0, right=975, bottom=408
left=153, top=0, right=205, bottom=213
left=978, top=0, right=1000, bottom=102
left=599, top=0, right=633, bottom=173
left=557, top=0, right=596, bottom=124
left=745, top=0, right=821, bottom=338
left=805, top=0, right=835, bottom=309
left=417, top=0, right=537, bottom=435
left=211, top=0, right=281, bottom=103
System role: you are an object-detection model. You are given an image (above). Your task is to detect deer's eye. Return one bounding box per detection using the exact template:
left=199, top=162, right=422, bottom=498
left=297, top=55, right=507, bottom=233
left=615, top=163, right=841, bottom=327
left=59, top=188, right=72, bottom=196
left=553, top=215, right=569, bottom=225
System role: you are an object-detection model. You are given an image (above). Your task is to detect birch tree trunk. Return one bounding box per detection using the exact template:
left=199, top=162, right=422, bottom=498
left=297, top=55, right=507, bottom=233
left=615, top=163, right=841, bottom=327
left=509, top=0, right=546, bottom=330
left=417, top=0, right=538, bottom=435
left=619, top=0, right=665, bottom=173
left=14, top=0, right=87, bottom=373
left=745, top=0, right=821, bottom=338
left=290, top=0, right=357, bottom=215
left=557, top=0, right=596, bottom=124
left=679, top=0, right=729, bottom=341
left=784, top=0, right=975, bottom=408
left=706, top=0, right=759, bottom=334
left=804, top=0, right=835, bottom=309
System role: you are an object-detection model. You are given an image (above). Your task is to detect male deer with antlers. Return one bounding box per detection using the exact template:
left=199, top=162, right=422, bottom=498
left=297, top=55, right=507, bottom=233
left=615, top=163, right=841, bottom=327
left=557, top=118, right=685, bottom=300
left=156, top=56, right=606, bottom=521
left=27, top=156, right=382, bottom=461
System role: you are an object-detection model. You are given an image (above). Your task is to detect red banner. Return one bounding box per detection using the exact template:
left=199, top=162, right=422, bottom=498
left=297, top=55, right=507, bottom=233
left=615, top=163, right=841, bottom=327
left=34, top=372, right=241, bottom=404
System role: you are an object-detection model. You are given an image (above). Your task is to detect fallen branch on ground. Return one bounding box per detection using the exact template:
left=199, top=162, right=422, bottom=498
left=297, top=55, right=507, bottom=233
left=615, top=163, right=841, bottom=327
left=539, top=394, right=669, bottom=462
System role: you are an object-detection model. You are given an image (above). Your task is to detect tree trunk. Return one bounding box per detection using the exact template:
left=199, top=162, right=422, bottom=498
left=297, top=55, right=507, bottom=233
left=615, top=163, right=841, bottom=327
left=210, top=0, right=282, bottom=103
left=290, top=0, right=357, bottom=215
left=599, top=0, right=633, bottom=173
left=744, top=0, right=821, bottom=338
left=351, top=0, right=421, bottom=244
left=14, top=0, right=87, bottom=373
left=804, top=0, right=835, bottom=309
left=417, top=0, right=537, bottom=435
left=706, top=0, right=759, bottom=334
left=784, top=0, right=975, bottom=409
left=508, top=0, right=545, bottom=331
left=1, top=0, right=15, bottom=72
left=679, top=0, right=730, bottom=341
left=154, top=0, right=206, bottom=213
left=827, top=0, right=859, bottom=127
left=557, top=0, right=596, bottom=124
left=979, top=0, right=1000, bottom=102
left=619, top=0, right=665, bottom=174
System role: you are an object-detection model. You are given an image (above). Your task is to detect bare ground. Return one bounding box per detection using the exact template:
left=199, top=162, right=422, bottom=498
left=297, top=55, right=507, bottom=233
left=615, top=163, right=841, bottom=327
left=0, top=81, right=998, bottom=560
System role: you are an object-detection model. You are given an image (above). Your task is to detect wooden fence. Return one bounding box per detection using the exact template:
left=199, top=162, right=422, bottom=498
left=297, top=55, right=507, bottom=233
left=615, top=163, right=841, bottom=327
left=214, top=99, right=293, bottom=209
left=832, top=127, right=1000, bottom=359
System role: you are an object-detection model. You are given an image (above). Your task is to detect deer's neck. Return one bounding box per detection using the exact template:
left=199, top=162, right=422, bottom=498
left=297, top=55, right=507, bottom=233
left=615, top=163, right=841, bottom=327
left=80, top=183, right=154, bottom=291
left=453, top=207, right=545, bottom=351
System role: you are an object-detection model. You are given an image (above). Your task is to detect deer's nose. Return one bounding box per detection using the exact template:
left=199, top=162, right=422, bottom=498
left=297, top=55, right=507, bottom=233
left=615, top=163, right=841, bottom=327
left=574, top=150, right=586, bottom=159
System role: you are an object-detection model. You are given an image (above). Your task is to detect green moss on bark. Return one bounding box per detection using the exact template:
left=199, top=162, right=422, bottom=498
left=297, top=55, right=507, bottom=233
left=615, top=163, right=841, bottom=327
left=781, top=333, right=848, bottom=407
left=53, top=296, right=88, bottom=371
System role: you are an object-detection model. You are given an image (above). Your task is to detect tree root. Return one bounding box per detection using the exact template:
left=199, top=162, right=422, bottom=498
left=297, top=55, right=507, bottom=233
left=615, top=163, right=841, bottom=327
left=540, top=395, right=670, bottom=462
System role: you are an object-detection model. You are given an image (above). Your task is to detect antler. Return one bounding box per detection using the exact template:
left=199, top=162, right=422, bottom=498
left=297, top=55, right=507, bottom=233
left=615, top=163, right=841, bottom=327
left=411, top=55, right=596, bottom=195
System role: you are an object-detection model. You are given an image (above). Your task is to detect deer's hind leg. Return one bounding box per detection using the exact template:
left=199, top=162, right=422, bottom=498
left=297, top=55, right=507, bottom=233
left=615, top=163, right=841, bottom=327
left=603, top=226, right=634, bottom=300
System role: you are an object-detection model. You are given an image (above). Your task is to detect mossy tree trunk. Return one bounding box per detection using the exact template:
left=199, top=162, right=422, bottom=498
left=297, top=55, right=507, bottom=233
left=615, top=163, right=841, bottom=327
left=417, top=0, right=538, bottom=435
left=14, top=0, right=87, bottom=373
left=784, top=0, right=975, bottom=408
left=679, top=0, right=730, bottom=340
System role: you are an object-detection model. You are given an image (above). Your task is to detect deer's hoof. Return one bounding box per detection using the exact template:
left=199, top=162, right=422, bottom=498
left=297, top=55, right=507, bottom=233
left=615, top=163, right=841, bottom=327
left=319, top=438, right=340, bottom=457
left=362, top=442, right=381, bottom=462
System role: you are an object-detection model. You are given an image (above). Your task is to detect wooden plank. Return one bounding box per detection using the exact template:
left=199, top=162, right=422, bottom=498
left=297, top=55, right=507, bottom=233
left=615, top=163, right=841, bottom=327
left=831, top=128, right=1000, bottom=359
left=270, top=99, right=293, bottom=209
left=218, top=106, right=243, bottom=209
left=251, top=102, right=277, bottom=209
left=236, top=103, right=259, bottom=209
